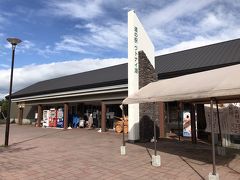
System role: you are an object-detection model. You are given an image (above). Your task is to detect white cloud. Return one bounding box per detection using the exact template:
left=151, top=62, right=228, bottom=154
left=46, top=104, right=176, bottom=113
left=143, top=0, right=216, bottom=28
left=4, top=40, right=35, bottom=52
left=47, top=0, right=103, bottom=19
left=0, top=57, right=127, bottom=99
left=0, top=64, right=10, bottom=68
left=55, top=22, right=127, bottom=53
left=3, top=39, right=57, bottom=58
left=152, top=1, right=240, bottom=55
left=20, top=40, right=35, bottom=50
left=156, top=36, right=218, bottom=55
left=75, top=23, right=101, bottom=32
left=36, top=45, right=57, bottom=58
left=156, top=27, right=240, bottom=56
left=0, top=93, right=7, bottom=99
left=30, top=22, right=127, bottom=56
left=55, top=35, right=88, bottom=53
left=198, top=13, right=225, bottom=31
left=0, top=15, right=6, bottom=23
left=86, top=23, right=127, bottom=49
left=4, top=42, right=11, bottom=49
left=228, top=0, right=240, bottom=8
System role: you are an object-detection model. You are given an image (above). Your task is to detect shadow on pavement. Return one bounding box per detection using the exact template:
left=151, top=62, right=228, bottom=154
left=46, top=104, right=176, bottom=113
left=0, top=146, right=37, bottom=153
left=131, top=138, right=240, bottom=173
left=0, top=129, right=65, bottom=154
left=10, top=129, right=65, bottom=146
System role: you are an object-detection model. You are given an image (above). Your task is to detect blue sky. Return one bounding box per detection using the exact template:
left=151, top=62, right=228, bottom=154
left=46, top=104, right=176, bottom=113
left=0, top=0, right=240, bottom=99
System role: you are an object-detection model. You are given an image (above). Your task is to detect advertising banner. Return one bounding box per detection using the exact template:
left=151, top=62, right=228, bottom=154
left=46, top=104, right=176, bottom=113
left=183, top=111, right=191, bottom=137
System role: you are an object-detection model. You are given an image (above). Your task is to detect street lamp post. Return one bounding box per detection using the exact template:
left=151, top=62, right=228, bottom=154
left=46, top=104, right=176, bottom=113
left=5, top=37, right=22, bottom=146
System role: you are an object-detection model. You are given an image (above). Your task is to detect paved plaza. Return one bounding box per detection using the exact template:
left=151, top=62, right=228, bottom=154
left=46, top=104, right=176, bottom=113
left=0, top=124, right=239, bottom=180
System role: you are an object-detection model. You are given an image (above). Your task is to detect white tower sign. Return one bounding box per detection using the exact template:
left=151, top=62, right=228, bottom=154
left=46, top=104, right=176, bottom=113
left=128, top=10, right=155, bottom=141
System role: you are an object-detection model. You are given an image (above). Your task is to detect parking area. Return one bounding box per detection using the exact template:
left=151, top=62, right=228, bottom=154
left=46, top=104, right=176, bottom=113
left=0, top=124, right=239, bottom=180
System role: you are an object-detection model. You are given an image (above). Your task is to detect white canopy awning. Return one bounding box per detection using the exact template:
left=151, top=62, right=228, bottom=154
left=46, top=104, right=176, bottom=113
left=123, top=64, right=240, bottom=104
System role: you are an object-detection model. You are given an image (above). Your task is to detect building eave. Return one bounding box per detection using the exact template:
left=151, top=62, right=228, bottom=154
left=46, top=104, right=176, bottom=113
left=12, top=84, right=128, bottom=103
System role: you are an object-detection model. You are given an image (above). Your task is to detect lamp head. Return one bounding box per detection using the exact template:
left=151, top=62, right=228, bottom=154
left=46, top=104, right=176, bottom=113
left=7, top=38, right=22, bottom=46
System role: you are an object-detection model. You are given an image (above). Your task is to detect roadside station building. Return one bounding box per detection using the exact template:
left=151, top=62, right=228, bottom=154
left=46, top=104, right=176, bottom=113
left=10, top=38, right=240, bottom=148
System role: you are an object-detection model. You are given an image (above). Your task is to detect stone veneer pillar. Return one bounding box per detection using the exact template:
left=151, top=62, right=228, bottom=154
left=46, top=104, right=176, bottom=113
left=159, top=102, right=165, bottom=138
left=37, top=105, right=42, bottom=127
left=138, top=51, right=159, bottom=142
left=101, top=102, right=106, bottom=132
left=64, top=103, right=69, bottom=130
left=190, top=104, right=197, bottom=143
left=18, top=108, right=23, bottom=125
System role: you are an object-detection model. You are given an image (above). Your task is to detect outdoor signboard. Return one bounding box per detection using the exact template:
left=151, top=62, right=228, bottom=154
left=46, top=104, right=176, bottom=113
left=128, top=10, right=155, bottom=141
left=205, top=103, right=240, bottom=134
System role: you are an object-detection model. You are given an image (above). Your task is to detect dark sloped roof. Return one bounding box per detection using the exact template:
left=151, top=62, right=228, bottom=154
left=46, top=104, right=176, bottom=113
left=155, top=38, right=240, bottom=79
left=12, top=38, right=240, bottom=98
left=12, top=63, right=128, bottom=98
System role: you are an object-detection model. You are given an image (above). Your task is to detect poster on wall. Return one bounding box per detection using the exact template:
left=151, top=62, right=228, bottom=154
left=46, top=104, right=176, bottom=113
left=205, top=103, right=240, bottom=134
left=183, top=111, right=191, bottom=137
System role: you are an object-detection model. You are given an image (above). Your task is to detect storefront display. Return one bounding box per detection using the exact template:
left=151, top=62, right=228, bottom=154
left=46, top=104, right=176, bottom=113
left=72, top=114, right=80, bottom=128
left=57, top=108, right=64, bottom=128
left=43, top=110, right=50, bottom=127
left=106, top=112, right=115, bottom=129
left=49, top=108, right=57, bottom=127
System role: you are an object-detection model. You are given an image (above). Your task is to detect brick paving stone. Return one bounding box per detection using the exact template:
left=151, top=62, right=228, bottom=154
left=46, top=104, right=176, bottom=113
left=0, top=124, right=240, bottom=180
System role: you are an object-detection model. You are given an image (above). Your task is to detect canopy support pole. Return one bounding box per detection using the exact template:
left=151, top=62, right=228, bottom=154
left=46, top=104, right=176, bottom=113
left=153, top=102, right=157, bottom=156
left=154, top=118, right=157, bottom=156
left=215, top=100, right=222, bottom=147
left=208, top=98, right=219, bottom=180
left=178, top=102, right=182, bottom=141
left=151, top=76, right=157, bottom=153
left=211, top=99, right=216, bottom=175
left=152, top=102, right=161, bottom=167
left=215, top=99, right=226, bottom=156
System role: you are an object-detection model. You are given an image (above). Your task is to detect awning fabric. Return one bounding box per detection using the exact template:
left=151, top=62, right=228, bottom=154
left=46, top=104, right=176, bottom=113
left=123, top=64, right=240, bottom=104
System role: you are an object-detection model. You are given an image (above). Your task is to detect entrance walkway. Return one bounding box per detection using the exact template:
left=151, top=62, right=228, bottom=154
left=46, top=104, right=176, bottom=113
left=0, top=125, right=239, bottom=180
